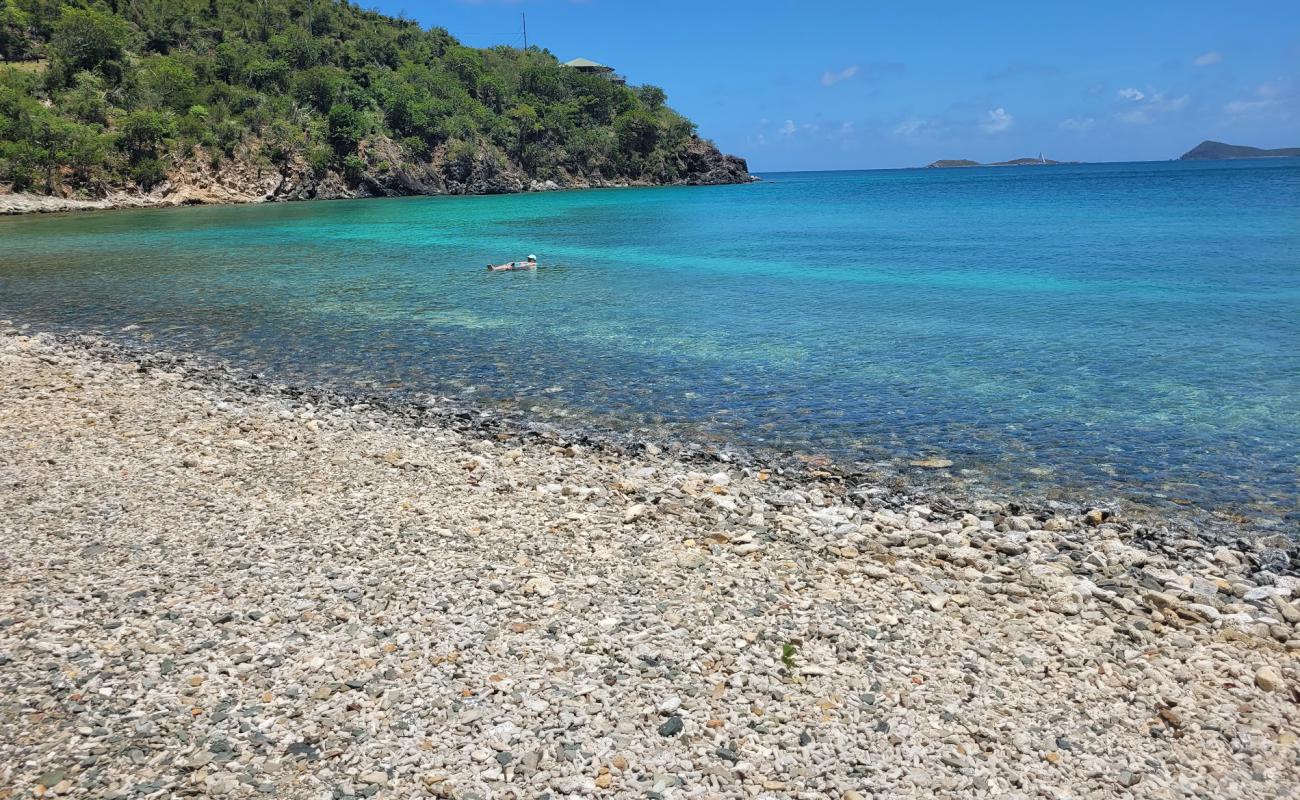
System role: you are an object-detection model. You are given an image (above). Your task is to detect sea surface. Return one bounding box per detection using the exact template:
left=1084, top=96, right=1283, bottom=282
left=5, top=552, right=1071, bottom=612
left=2, top=160, right=1298, bottom=527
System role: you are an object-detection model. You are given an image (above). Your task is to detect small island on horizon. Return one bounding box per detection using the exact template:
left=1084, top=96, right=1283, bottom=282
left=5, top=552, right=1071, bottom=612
left=925, top=155, right=1078, bottom=168
left=1179, top=140, right=1300, bottom=160
left=921, top=141, right=1300, bottom=170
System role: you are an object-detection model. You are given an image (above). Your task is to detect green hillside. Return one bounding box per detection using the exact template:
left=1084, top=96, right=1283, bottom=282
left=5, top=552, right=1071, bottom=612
left=0, top=0, right=748, bottom=200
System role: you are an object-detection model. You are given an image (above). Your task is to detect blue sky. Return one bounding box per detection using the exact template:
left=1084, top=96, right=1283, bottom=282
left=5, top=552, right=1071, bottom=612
left=373, top=0, right=1300, bottom=171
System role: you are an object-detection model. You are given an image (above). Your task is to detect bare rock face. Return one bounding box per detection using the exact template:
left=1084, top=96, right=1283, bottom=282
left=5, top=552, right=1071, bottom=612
left=2, top=131, right=754, bottom=214
left=676, top=136, right=754, bottom=185
left=168, top=137, right=533, bottom=203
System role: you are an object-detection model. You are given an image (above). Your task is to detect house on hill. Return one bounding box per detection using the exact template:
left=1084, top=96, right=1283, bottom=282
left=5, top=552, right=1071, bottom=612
left=561, top=57, right=626, bottom=85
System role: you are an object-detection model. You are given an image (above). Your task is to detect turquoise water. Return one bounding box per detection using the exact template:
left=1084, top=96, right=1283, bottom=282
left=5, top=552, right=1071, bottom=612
left=2, top=160, right=1298, bottom=525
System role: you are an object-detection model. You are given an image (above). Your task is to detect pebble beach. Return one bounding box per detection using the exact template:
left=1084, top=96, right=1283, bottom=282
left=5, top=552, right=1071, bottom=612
left=1, top=327, right=1297, bottom=799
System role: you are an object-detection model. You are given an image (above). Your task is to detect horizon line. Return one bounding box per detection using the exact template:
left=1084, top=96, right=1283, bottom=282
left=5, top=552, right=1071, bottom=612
left=750, top=155, right=1300, bottom=174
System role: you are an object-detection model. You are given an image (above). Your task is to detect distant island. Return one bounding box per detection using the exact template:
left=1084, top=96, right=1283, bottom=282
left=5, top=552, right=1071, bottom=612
left=1179, top=141, right=1300, bottom=160
left=925, top=156, right=1076, bottom=168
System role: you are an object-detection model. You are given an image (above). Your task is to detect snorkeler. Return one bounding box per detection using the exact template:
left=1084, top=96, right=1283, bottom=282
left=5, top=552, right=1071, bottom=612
left=486, top=255, right=538, bottom=271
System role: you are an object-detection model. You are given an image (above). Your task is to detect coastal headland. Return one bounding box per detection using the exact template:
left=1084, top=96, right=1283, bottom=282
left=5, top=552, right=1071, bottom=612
left=1, top=325, right=1296, bottom=798
left=1179, top=141, right=1300, bottom=160
left=0, top=1, right=751, bottom=216
left=0, top=137, right=753, bottom=215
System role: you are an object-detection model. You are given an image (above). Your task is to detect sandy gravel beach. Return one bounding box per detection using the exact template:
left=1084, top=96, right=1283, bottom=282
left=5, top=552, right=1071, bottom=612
left=1, top=328, right=1297, bottom=799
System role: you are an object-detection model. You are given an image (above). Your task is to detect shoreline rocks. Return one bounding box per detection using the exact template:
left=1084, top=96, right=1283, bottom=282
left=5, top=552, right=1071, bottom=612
left=0, top=326, right=1297, bottom=798
left=0, top=136, right=755, bottom=216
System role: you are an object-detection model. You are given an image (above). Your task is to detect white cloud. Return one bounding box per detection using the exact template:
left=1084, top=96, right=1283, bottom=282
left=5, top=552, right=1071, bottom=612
left=1116, top=88, right=1190, bottom=124
left=893, top=117, right=930, bottom=137
left=820, top=65, right=860, bottom=87
left=1224, top=81, right=1287, bottom=115
left=980, top=107, right=1013, bottom=133
left=1224, top=99, right=1269, bottom=114
left=1059, top=116, right=1096, bottom=133
left=776, top=119, right=819, bottom=138
left=1193, top=51, right=1223, bottom=66
left=1157, top=94, right=1189, bottom=112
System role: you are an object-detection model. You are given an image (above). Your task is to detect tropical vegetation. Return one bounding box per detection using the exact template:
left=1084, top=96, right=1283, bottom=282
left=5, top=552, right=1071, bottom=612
left=0, top=0, right=709, bottom=194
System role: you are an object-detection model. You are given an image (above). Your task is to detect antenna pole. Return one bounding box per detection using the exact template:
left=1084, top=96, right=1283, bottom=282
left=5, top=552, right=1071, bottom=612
left=522, top=12, right=528, bottom=49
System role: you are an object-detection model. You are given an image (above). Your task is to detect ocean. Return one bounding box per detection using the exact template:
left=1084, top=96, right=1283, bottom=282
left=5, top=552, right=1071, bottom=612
left=2, top=159, right=1297, bottom=527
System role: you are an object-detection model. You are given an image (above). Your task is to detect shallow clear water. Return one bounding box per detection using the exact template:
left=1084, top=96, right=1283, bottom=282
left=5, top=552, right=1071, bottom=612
left=2, top=160, right=1298, bottom=525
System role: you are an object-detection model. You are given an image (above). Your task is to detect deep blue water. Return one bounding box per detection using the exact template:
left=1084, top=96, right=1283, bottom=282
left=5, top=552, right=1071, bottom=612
left=1, top=159, right=1298, bottom=525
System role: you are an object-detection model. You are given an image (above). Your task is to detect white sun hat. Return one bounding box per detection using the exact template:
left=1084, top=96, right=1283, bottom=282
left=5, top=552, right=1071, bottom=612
left=527, top=254, right=537, bottom=260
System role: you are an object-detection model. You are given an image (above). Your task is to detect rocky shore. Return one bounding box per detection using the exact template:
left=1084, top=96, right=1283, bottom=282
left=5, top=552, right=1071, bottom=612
left=0, top=136, right=754, bottom=216
left=1, top=327, right=1297, bottom=799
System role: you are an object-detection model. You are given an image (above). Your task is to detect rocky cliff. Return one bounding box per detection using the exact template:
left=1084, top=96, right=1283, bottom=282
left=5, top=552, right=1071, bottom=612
left=1, top=134, right=752, bottom=214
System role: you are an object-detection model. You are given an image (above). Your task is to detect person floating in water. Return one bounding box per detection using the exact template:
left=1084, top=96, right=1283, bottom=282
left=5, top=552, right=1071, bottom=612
left=486, top=254, right=537, bottom=271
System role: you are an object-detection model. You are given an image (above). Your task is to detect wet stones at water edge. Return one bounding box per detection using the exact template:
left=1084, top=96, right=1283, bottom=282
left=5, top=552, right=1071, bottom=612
left=910, top=457, right=955, bottom=469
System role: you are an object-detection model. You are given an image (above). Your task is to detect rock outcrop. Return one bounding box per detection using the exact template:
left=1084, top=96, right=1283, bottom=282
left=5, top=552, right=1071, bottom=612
left=1, top=135, right=753, bottom=215
left=676, top=136, right=754, bottom=185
